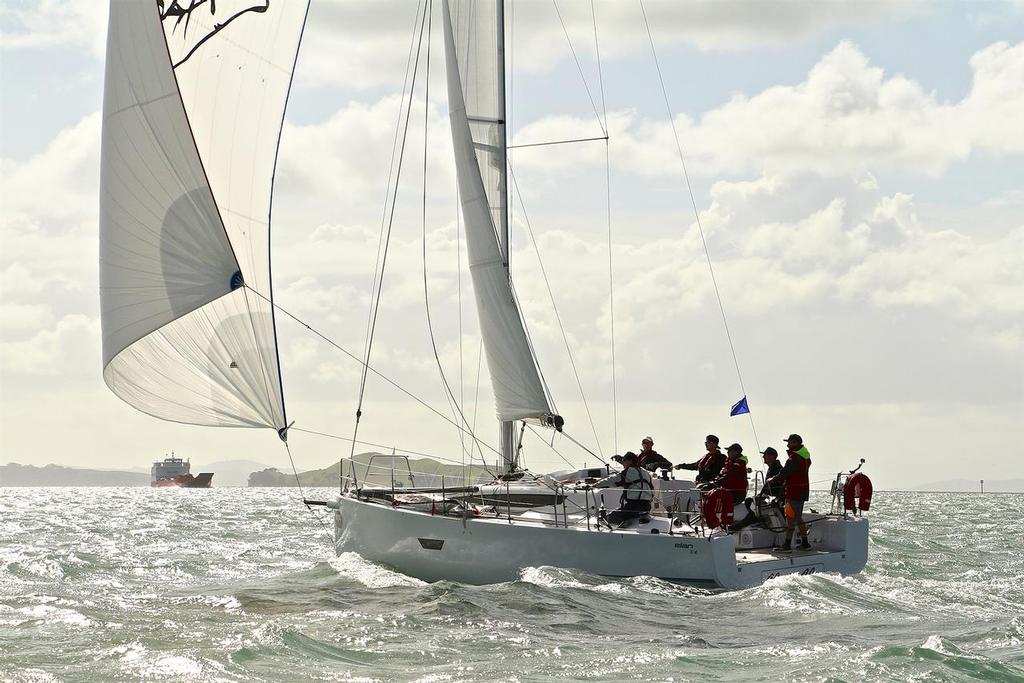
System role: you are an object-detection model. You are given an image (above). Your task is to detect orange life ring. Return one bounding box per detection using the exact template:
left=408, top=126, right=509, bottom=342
left=703, top=487, right=734, bottom=529
left=844, top=472, right=873, bottom=512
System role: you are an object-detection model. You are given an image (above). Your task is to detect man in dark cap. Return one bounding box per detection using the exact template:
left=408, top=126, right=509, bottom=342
left=674, top=435, right=726, bottom=485
left=759, top=447, right=784, bottom=499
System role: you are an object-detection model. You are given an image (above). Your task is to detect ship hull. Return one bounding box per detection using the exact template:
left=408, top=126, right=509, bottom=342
left=334, top=495, right=868, bottom=589
left=150, top=472, right=214, bottom=488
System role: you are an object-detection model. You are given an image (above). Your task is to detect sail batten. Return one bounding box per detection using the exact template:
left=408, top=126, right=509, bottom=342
left=442, top=0, right=555, bottom=425
left=100, top=1, right=306, bottom=432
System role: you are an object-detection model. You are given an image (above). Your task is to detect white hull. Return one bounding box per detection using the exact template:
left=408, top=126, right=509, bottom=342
left=333, top=495, right=868, bottom=589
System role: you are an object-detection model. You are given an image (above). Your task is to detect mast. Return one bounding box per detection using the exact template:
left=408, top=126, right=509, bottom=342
left=442, top=0, right=560, bottom=476
left=496, top=0, right=516, bottom=473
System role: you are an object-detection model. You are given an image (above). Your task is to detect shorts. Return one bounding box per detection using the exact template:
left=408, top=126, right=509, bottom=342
left=785, top=498, right=805, bottom=520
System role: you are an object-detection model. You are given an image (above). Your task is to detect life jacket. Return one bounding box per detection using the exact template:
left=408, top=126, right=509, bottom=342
left=696, top=449, right=724, bottom=481
left=783, top=446, right=811, bottom=500
left=702, top=487, right=734, bottom=529
left=844, top=472, right=873, bottom=512
left=617, top=464, right=654, bottom=502
left=721, top=458, right=749, bottom=503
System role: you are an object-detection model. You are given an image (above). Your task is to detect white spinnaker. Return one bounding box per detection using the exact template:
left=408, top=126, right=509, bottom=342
left=100, top=1, right=306, bottom=431
left=443, top=0, right=553, bottom=423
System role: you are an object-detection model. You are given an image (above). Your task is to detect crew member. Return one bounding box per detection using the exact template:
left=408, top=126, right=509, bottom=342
left=637, top=436, right=673, bottom=472
left=713, top=443, right=749, bottom=505
left=674, top=435, right=725, bottom=484
left=759, top=447, right=784, bottom=499
left=593, top=451, right=654, bottom=526
left=768, top=434, right=812, bottom=551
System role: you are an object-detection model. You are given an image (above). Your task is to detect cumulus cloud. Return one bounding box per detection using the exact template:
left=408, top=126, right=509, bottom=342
left=295, top=0, right=921, bottom=88
left=0, top=1, right=108, bottom=57
left=0, top=314, right=99, bottom=378
left=513, top=41, right=1024, bottom=179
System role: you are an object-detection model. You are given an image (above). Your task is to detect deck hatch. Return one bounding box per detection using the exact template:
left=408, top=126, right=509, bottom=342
left=418, top=538, right=444, bottom=550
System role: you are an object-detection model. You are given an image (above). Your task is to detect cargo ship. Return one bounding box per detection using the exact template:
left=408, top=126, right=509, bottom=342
left=150, top=453, right=213, bottom=488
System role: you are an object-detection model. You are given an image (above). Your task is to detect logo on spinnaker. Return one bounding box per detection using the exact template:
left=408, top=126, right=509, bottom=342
left=158, top=0, right=270, bottom=68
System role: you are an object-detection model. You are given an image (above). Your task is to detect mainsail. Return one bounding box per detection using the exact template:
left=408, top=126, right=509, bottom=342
left=99, top=1, right=306, bottom=433
left=442, top=0, right=557, bottom=426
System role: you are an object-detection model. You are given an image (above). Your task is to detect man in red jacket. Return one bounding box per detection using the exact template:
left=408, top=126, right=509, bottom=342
left=713, top=443, right=749, bottom=505
left=768, top=434, right=812, bottom=552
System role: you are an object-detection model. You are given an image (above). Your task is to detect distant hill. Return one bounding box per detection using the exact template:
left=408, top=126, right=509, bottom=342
left=0, top=463, right=149, bottom=487
left=911, top=478, right=1024, bottom=493
left=195, top=459, right=273, bottom=487
left=248, top=452, right=491, bottom=488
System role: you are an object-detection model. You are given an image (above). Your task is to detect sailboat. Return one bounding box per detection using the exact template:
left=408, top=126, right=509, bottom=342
left=99, top=0, right=869, bottom=589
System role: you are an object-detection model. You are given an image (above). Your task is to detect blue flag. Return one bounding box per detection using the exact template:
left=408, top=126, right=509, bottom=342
left=730, top=396, right=750, bottom=417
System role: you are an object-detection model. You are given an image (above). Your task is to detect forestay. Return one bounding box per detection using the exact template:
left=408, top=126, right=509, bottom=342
left=99, top=1, right=306, bottom=433
left=442, top=0, right=557, bottom=425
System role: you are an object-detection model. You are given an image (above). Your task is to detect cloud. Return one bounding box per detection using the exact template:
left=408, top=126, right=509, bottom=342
left=0, top=314, right=99, bottom=378
left=0, top=1, right=108, bottom=57
left=0, top=114, right=100, bottom=322
left=294, top=0, right=920, bottom=89
left=1, top=113, right=100, bottom=224
left=513, top=41, right=1024, bottom=179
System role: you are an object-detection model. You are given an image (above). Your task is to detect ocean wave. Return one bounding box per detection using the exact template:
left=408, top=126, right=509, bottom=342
left=3, top=489, right=1023, bottom=682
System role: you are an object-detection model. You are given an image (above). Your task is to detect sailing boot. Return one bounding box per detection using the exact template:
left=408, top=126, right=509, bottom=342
left=798, top=537, right=812, bottom=551
left=774, top=536, right=793, bottom=553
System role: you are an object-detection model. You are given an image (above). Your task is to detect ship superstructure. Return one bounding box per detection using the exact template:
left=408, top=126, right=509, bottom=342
left=150, top=453, right=213, bottom=488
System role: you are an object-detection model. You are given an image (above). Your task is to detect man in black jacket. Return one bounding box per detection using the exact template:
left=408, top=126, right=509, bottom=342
left=759, top=447, right=784, bottom=499
left=636, top=436, right=673, bottom=473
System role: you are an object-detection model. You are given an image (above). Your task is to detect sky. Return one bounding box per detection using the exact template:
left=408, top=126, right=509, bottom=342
left=1, top=1, right=1022, bottom=490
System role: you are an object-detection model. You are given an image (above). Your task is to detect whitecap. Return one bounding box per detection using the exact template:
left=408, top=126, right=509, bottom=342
left=329, top=552, right=426, bottom=588
left=16, top=604, right=95, bottom=627
left=519, top=565, right=624, bottom=593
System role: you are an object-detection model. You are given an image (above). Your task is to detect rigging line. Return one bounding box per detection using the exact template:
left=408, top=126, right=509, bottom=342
left=282, top=440, right=334, bottom=544
left=589, top=0, right=608, bottom=128
left=243, top=285, right=506, bottom=465
left=457, top=181, right=467, bottom=482
left=419, top=3, right=497, bottom=476
left=507, top=135, right=608, bottom=150
left=419, top=0, right=490, bottom=467
left=638, top=0, right=761, bottom=452
left=507, top=276, right=558, bottom=417
left=346, top=0, right=427, bottom=492
left=560, top=429, right=610, bottom=467
left=470, top=338, right=486, bottom=470
left=350, top=3, right=432, bottom=474
left=362, top=0, right=426, bottom=368
left=524, top=424, right=578, bottom=471
left=551, top=0, right=607, bottom=137
left=507, top=163, right=603, bottom=456
left=590, top=0, right=617, bottom=455
left=290, top=426, right=496, bottom=478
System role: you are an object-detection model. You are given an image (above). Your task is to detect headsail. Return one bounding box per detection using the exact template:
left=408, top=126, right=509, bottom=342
left=99, top=1, right=307, bottom=433
left=442, top=1, right=558, bottom=427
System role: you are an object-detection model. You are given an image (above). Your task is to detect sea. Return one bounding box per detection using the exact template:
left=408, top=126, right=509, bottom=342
left=1, top=488, right=1022, bottom=682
